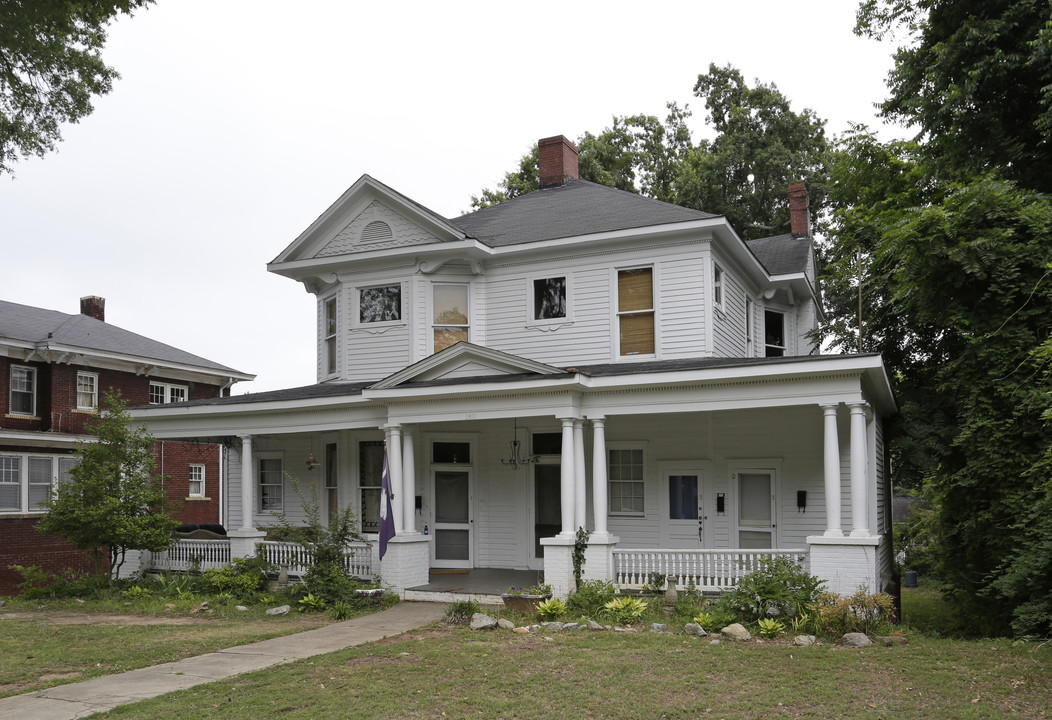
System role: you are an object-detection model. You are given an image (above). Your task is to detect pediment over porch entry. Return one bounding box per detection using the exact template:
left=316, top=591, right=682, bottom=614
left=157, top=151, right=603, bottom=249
left=369, top=342, right=568, bottom=390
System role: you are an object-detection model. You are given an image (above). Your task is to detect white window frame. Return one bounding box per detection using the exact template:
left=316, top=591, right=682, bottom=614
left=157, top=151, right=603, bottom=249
left=353, top=282, right=405, bottom=329
left=0, top=454, right=76, bottom=514
left=0, top=455, right=21, bottom=512
left=730, top=460, right=782, bottom=548
left=9, top=365, right=37, bottom=416
left=431, top=282, right=471, bottom=353
left=607, top=442, right=647, bottom=517
left=614, top=266, right=658, bottom=360
left=526, top=275, right=572, bottom=326
left=713, top=263, right=725, bottom=311
left=188, top=463, right=206, bottom=498
left=149, top=382, right=188, bottom=405
left=745, top=297, right=755, bottom=355
left=76, top=371, right=99, bottom=411
left=323, top=294, right=338, bottom=376
left=257, top=454, right=284, bottom=513
left=764, top=309, right=787, bottom=357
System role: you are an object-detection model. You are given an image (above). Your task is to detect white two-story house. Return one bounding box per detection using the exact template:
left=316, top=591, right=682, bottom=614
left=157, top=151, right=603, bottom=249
left=133, top=136, right=896, bottom=598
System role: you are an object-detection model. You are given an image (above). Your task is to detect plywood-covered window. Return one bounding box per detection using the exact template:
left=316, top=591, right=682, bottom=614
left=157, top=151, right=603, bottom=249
left=617, top=268, right=655, bottom=356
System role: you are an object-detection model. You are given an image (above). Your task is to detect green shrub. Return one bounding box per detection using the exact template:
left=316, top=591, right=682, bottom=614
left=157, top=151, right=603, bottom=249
left=199, top=550, right=272, bottom=601
left=757, top=617, right=785, bottom=638
left=723, top=556, right=824, bottom=621
left=8, top=564, right=107, bottom=599
left=121, top=584, right=153, bottom=600
left=567, top=579, right=617, bottom=618
left=809, top=587, right=897, bottom=636
left=445, top=599, right=480, bottom=625
left=328, top=602, right=354, bottom=621
left=297, top=592, right=327, bottom=613
left=601, top=596, right=649, bottom=625
left=536, top=598, right=567, bottom=620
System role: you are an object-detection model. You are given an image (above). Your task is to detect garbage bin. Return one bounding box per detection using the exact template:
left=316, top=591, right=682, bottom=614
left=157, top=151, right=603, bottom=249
left=904, top=570, right=918, bottom=587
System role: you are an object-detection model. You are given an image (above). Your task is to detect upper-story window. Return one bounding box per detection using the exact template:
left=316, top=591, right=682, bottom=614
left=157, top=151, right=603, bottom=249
left=324, top=296, right=337, bottom=375
left=149, top=382, right=188, bottom=404
left=76, top=372, right=98, bottom=410
left=9, top=366, right=36, bottom=416
left=358, top=285, right=402, bottom=324
left=764, top=310, right=786, bottom=357
left=617, top=268, right=655, bottom=356
left=531, top=276, right=566, bottom=321
left=713, top=264, right=725, bottom=310
left=433, top=284, right=469, bottom=352
left=746, top=297, right=755, bottom=354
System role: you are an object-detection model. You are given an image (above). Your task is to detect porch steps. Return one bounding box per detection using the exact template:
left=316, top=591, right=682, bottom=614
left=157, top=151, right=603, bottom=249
left=404, top=589, right=503, bottom=605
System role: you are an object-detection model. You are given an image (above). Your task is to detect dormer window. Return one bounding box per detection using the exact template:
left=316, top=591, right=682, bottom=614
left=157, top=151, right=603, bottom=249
left=433, top=284, right=470, bottom=352
left=531, top=276, right=566, bottom=321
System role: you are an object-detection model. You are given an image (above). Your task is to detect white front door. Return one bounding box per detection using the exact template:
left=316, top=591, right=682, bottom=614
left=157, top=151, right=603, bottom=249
left=661, top=465, right=708, bottom=548
left=736, top=470, right=776, bottom=548
left=431, top=468, right=472, bottom=568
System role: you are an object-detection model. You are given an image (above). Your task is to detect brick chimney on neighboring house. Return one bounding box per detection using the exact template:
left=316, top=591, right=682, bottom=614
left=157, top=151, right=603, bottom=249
left=80, top=296, right=105, bottom=322
left=538, top=135, right=579, bottom=187
left=788, top=183, right=810, bottom=237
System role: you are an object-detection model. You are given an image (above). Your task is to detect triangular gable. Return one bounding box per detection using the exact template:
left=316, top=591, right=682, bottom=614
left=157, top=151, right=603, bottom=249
left=270, top=174, right=469, bottom=266
left=370, top=342, right=565, bottom=389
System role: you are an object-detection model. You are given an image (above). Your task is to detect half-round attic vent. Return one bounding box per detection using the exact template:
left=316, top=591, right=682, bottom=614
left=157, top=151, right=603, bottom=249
left=361, top=220, right=393, bottom=243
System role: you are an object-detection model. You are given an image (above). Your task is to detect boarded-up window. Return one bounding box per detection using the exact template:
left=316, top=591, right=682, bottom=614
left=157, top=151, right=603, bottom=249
left=617, top=268, right=654, bottom=356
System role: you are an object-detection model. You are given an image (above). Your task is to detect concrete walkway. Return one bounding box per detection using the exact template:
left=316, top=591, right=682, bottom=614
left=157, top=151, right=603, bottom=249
left=0, top=601, right=446, bottom=720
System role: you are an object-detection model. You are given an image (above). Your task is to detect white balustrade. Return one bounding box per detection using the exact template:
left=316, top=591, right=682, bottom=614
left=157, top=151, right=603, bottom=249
left=612, top=548, right=809, bottom=591
left=149, top=538, right=373, bottom=579
left=152, top=539, right=231, bottom=572
left=262, top=540, right=373, bottom=580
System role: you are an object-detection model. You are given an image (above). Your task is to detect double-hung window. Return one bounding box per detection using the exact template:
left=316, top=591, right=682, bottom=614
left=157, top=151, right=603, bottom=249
left=77, top=372, right=98, bottom=410
left=0, top=454, right=77, bottom=513
left=433, top=284, right=469, bottom=352
left=608, top=447, right=645, bottom=515
left=9, top=366, right=36, bottom=416
left=188, top=464, right=205, bottom=497
left=617, top=268, right=655, bottom=356
left=149, top=382, right=187, bottom=404
left=258, top=457, right=283, bottom=512
left=713, top=264, right=725, bottom=310
left=324, top=296, right=338, bottom=376
left=359, top=441, right=384, bottom=534
left=764, top=310, right=786, bottom=357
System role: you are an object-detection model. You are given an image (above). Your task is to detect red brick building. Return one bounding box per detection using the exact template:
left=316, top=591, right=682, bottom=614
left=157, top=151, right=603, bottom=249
left=0, top=297, right=253, bottom=594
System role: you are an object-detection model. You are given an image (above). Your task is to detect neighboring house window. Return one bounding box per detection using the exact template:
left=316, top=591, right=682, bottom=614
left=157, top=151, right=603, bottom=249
left=359, top=441, right=384, bottom=534
left=76, top=372, right=98, bottom=410
left=713, top=264, right=724, bottom=310
left=149, top=382, right=188, bottom=404
left=764, top=310, right=786, bottom=357
left=0, top=454, right=76, bottom=513
left=531, top=277, right=566, bottom=321
left=358, top=285, right=402, bottom=324
left=9, top=366, right=36, bottom=416
left=608, top=447, right=645, bottom=515
left=433, top=284, right=469, bottom=352
left=258, top=457, right=283, bottom=511
left=617, top=268, right=655, bottom=356
left=324, top=296, right=337, bottom=375
left=188, top=464, right=205, bottom=497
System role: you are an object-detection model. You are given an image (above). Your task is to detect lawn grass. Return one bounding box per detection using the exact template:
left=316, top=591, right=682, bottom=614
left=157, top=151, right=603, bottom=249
left=90, top=623, right=1051, bottom=720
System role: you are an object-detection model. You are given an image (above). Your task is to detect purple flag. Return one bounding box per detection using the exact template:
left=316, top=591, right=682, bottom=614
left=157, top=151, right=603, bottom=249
left=379, top=450, right=396, bottom=560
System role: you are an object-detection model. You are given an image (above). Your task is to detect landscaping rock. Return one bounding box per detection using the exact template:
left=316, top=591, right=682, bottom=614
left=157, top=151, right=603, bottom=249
left=794, top=635, right=817, bottom=646
left=842, top=632, right=873, bottom=647
left=266, top=605, right=291, bottom=616
left=513, top=626, right=529, bottom=634
left=709, top=639, right=721, bottom=645
left=497, top=618, right=516, bottom=630
left=721, top=623, right=752, bottom=641
left=563, top=622, right=579, bottom=631
left=470, top=613, right=498, bottom=630
left=586, top=620, right=605, bottom=631
left=542, top=621, right=564, bottom=631
left=875, top=635, right=909, bottom=646
left=235, top=605, right=249, bottom=612
left=684, top=623, right=708, bottom=637
left=650, top=623, right=668, bottom=633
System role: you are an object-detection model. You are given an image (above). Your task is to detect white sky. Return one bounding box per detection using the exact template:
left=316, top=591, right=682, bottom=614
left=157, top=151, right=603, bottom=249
left=1, top=0, right=905, bottom=393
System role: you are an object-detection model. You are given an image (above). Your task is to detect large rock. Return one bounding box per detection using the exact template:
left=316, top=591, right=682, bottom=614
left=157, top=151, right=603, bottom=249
left=470, top=613, right=498, bottom=630
left=794, top=635, right=817, bottom=646
left=542, top=621, right=565, bottom=631
left=721, top=623, right=752, bottom=641
left=842, top=632, right=873, bottom=647
left=875, top=635, right=909, bottom=646
left=497, top=618, right=516, bottom=630
left=586, top=620, right=605, bottom=631
left=684, top=623, right=708, bottom=637
left=266, top=605, right=291, bottom=616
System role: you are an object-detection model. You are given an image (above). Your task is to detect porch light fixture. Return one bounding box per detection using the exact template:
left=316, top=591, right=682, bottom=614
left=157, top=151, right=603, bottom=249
left=501, top=418, right=539, bottom=470
left=305, top=439, right=320, bottom=471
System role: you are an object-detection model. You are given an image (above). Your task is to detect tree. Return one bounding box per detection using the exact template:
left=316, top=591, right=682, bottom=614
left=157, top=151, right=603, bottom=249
left=37, top=389, right=175, bottom=581
left=0, top=0, right=153, bottom=175
left=856, top=0, right=1052, bottom=193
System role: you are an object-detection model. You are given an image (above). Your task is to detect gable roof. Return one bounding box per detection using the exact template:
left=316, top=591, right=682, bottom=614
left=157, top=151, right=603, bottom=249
left=0, top=299, right=252, bottom=379
left=746, top=233, right=812, bottom=275
left=450, top=179, right=719, bottom=247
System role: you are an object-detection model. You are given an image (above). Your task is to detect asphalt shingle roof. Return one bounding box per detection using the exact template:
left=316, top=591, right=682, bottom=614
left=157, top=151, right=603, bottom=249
left=745, top=233, right=811, bottom=275
left=0, top=299, right=245, bottom=375
left=450, top=179, right=718, bottom=247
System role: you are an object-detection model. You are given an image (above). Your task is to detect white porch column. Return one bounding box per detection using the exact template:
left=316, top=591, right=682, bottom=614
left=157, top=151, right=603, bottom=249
left=228, top=434, right=264, bottom=559
left=573, top=419, right=587, bottom=532
left=558, top=417, right=576, bottom=537
left=385, top=425, right=404, bottom=533
left=239, top=434, right=254, bottom=531
left=591, top=417, right=609, bottom=538
left=401, top=429, right=417, bottom=534
left=821, top=404, right=843, bottom=538
left=848, top=402, right=871, bottom=537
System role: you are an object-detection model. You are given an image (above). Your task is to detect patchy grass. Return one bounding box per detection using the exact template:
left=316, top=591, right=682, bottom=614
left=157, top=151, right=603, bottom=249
left=90, top=624, right=1051, bottom=720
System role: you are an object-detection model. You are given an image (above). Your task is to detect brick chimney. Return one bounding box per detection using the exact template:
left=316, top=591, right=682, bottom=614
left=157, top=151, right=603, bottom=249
left=538, top=135, right=579, bottom=187
left=788, top=183, right=810, bottom=236
left=80, top=296, right=105, bottom=322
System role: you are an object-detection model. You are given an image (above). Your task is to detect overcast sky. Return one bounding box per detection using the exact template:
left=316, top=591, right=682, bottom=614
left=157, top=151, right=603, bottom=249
left=1, top=0, right=905, bottom=393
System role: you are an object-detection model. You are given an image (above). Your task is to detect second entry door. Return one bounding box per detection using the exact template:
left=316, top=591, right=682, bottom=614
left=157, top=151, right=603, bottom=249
left=432, top=469, right=471, bottom=568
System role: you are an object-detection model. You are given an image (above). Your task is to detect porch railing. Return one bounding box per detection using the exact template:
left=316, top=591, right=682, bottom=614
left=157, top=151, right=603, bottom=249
left=261, top=540, right=373, bottom=580
left=612, top=548, right=810, bottom=591
left=148, top=539, right=373, bottom=580
left=151, top=538, right=232, bottom=572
